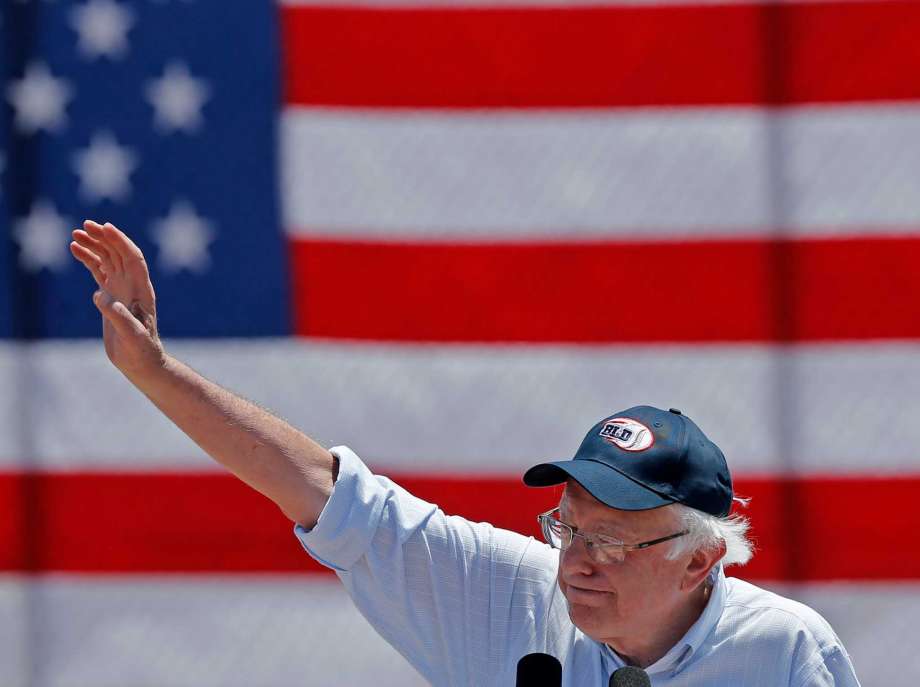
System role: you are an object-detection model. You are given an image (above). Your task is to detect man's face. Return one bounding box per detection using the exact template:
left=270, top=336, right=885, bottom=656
left=556, top=480, right=693, bottom=648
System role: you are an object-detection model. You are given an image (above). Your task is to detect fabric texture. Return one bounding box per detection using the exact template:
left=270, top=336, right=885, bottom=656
left=295, top=447, right=861, bottom=687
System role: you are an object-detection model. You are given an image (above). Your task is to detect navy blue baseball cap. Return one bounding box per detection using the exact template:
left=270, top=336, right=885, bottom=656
left=523, top=406, right=733, bottom=517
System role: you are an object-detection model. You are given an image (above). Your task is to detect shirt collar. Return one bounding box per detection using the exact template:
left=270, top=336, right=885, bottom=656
left=602, top=563, right=727, bottom=676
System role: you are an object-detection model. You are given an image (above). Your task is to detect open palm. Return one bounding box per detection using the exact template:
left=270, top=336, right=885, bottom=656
left=70, top=220, right=164, bottom=376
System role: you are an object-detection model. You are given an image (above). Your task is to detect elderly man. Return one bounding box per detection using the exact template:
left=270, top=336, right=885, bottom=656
left=70, top=221, right=860, bottom=686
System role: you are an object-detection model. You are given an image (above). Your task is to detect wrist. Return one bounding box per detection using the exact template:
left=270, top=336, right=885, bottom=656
left=119, top=343, right=170, bottom=388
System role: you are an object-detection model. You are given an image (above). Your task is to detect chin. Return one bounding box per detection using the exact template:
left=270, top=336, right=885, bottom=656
left=566, top=600, right=616, bottom=640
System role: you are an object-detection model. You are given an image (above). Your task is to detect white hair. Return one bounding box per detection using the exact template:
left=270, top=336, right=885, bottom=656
left=664, top=498, right=754, bottom=567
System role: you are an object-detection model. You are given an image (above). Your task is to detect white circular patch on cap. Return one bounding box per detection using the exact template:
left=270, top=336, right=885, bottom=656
left=598, top=417, right=655, bottom=451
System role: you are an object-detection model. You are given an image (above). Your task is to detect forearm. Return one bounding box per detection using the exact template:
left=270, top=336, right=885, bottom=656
left=126, top=353, right=336, bottom=528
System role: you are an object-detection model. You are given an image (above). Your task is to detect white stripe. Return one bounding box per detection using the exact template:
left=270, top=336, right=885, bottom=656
left=0, top=349, right=24, bottom=465
left=0, top=577, right=28, bottom=687
left=0, top=574, right=426, bottom=687
left=281, top=105, right=920, bottom=239
left=3, top=340, right=919, bottom=474
left=1, top=574, right=913, bottom=686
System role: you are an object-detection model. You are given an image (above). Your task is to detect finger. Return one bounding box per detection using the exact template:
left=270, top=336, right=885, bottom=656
left=70, top=242, right=108, bottom=288
left=83, top=220, right=108, bottom=242
left=72, top=229, right=116, bottom=274
left=103, top=222, right=146, bottom=267
left=69, top=232, right=102, bottom=263
left=93, top=290, right=148, bottom=339
left=85, top=220, right=124, bottom=272
left=72, top=228, right=107, bottom=255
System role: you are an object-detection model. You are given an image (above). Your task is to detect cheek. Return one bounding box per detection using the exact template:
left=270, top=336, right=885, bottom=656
left=596, top=562, right=661, bottom=611
left=613, top=559, right=683, bottom=615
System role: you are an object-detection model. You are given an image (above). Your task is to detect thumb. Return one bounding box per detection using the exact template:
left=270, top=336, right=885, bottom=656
left=93, top=290, right=149, bottom=339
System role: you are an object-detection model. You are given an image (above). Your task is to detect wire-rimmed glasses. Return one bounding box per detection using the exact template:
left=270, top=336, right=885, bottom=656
left=537, top=508, right=689, bottom=565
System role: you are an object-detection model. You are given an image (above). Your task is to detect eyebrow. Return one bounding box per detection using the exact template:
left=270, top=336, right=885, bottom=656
left=557, top=500, right=633, bottom=538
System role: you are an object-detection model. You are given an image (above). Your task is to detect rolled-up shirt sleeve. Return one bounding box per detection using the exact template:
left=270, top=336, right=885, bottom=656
left=295, top=446, right=561, bottom=686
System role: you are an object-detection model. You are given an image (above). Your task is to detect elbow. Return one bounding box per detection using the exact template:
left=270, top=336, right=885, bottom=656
left=279, top=502, right=318, bottom=530
left=276, top=503, right=319, bottom=531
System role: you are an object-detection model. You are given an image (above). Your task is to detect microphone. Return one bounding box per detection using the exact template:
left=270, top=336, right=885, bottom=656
left=516, top=652, right=562, bottom=686
left=609, top=666, right=651, bottom=687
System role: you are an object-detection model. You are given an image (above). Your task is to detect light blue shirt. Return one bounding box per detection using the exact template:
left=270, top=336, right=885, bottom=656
left=295, top=447, right=860, bottom=686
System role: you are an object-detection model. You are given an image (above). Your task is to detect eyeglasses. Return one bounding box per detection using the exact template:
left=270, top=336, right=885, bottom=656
left=537, top=508, right=689, bottom=565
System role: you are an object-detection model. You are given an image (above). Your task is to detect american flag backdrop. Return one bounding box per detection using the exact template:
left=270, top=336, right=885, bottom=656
left=2, top=0, right=920, bottom=685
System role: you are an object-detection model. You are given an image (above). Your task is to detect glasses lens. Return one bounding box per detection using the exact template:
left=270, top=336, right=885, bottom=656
left=591, top=543, right=625, bottom=565
left=541, top=515, right=568, bottom=550
left=539, top=511, right=631, bottom=563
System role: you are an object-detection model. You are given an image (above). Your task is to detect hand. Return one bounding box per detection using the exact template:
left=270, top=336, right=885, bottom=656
left=70, top=220, right=166, bottom=379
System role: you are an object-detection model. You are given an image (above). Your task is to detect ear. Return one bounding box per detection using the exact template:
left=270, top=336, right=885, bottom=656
left=681, top=539, right=726, bottom=592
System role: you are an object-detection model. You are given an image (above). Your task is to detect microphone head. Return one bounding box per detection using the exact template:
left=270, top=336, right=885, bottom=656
left=516, top=653, right=562, bottom=686
left=609, top=666, right=652, bottom=687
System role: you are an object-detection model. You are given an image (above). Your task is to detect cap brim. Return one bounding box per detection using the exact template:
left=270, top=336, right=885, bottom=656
left=523, top=460, right=676, bottom=511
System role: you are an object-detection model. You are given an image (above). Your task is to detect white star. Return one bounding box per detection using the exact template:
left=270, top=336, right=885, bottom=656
left=12, top=199, right=72, bottom=272
left=150, top=200, right=216, bottom=273
left=6, top=62, right=73, bottom=134
left=145, top=62, right=210, bottom=134
left=70, top=0, right=135, bottom=61
left=72, top=131, right=138, bottom=202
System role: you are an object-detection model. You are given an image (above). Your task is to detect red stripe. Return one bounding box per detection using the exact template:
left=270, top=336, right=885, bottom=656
left=281, top=2, right=920, bottom=108
left=2, top=471, right=918, bottom=580
left=290, top=236, right=920, bottom=343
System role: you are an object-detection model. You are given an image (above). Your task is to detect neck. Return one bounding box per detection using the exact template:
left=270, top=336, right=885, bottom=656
left=606, top=581, right=712, bottom=668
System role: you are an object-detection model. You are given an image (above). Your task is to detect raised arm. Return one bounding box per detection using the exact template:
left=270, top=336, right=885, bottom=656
left=70, top=220, right=336, bottom=528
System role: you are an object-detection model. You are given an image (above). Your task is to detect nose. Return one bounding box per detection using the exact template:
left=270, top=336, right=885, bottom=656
left=559, top=535, right=594, bottom=576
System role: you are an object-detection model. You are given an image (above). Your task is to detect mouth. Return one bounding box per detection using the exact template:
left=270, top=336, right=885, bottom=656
left=563, top=583, right=613, bottom=605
